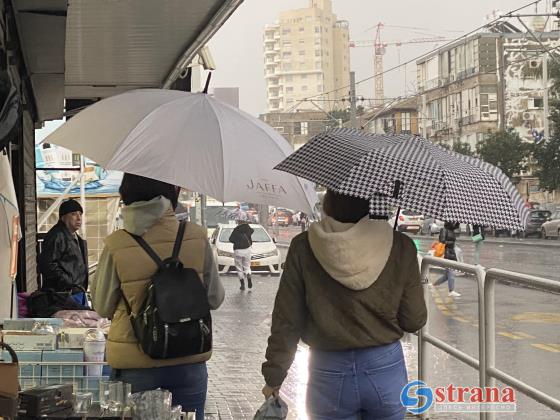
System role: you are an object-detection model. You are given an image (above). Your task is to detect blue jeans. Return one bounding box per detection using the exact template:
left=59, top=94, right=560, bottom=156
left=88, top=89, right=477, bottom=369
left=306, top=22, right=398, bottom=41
left=434, top=268, right=455, bottom=292
left=307, top=341, right=407, bottom=420
left=111, top=362, right=207, bottom=420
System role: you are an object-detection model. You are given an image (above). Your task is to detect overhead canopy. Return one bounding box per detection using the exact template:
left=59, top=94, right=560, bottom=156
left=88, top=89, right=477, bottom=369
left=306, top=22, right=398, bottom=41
left=12, top=0, right=242, bottom=121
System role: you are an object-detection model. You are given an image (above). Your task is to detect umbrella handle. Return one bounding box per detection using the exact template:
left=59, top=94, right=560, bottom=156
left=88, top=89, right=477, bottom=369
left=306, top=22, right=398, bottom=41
left=393, top=207, right=401, bottom=231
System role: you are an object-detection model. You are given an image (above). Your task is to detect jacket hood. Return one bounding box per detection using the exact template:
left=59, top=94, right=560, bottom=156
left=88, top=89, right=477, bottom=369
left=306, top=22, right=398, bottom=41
left=122, top=196, right=172, bottom=236
left=308, top=215, right=394, bottom=290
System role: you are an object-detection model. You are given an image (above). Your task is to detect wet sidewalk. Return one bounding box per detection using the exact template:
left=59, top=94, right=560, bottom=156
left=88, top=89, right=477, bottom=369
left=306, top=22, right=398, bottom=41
left=204, top=274, right=458, bottom=419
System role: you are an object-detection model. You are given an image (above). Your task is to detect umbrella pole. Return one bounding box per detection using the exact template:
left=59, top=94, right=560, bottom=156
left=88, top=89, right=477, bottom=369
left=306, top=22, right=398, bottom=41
left=393, top=207, right=401, bottom=231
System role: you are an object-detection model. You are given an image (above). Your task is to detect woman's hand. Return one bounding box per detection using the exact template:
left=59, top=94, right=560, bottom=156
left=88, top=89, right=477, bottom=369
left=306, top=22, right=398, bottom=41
left=262, top=384, right=280, bottom=399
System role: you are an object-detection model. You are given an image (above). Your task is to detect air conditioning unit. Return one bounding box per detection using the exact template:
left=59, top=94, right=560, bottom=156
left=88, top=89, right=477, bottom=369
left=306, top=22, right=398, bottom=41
left=529, top=60, right=539, bottom=69
left=523, top=112, right=534, bottom=121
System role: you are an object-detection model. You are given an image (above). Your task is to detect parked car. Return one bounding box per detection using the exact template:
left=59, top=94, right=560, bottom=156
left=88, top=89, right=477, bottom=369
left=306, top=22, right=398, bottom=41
left=268, top=208, right=293, bottom=227
left=210, top=223, right=282, bottom=275
left=519, top=210, right=552, bottom=238
left=541, top=210, right=560, bottom=239
left=388, top=210, right=424, bottom=233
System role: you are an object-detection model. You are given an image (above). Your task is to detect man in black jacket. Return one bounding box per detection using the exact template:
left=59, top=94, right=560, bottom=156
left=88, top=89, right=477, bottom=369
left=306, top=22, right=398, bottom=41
left=229, top=221, right=254, bottom=291
left=38, top=199, right=88, bottom=304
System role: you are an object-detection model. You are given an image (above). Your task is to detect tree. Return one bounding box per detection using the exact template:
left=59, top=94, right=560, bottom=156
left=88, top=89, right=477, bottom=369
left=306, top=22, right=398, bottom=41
left=452, top=141, right=474, bottom=157
left=532, top=60, right=560, bottom=192
left=476, top=128, right=530, bottom=179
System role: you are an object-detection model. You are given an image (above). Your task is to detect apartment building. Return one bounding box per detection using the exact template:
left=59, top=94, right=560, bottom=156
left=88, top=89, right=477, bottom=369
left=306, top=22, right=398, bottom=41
left=260, top=110, right=337, bottom=149
left=264, top=0, right=350, bottom=112
left=416, top=31, right=560, bottom=152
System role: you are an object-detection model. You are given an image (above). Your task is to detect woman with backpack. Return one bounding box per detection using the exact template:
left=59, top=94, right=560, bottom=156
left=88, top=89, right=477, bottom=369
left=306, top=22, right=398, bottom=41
left=91, top=173, right=224, bottom=419
left=431, top=221, right=461, bottom=297
left=261, top=190, right=427, bottom=419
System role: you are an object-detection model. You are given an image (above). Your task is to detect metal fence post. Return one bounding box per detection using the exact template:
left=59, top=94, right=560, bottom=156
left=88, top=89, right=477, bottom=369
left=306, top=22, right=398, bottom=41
left=474, top=265, right=487, bottom=420
left=484, top=274, right=497, bottom=420
left=419, top=260, right=431, bottom=419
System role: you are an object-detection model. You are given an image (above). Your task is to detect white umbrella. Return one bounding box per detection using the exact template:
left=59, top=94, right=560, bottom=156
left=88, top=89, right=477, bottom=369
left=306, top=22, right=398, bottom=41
left=43, top=89, right=318, bottom=213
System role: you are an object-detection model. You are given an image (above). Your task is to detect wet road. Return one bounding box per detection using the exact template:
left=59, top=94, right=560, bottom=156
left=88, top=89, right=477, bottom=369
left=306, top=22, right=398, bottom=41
left=207, top=237, right=559, bottom=419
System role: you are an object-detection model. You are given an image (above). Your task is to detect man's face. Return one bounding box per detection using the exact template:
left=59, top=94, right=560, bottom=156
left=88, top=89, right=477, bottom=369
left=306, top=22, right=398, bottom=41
left=61, top=211, right=82, bottom=233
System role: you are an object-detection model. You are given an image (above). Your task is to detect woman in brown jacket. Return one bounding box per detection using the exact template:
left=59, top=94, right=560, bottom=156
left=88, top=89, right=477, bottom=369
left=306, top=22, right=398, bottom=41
left=261, top=190, right=427, bottom=419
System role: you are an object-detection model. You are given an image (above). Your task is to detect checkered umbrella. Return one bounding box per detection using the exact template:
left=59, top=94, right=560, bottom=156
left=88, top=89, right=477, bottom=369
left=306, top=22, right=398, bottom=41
left=275, top=128, right=530, bottom=230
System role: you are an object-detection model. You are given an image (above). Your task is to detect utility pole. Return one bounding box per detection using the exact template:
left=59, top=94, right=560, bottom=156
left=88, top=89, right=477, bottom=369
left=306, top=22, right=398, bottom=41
left=544, top=52, right=550, bottom=142
left=421, top=94, right=427, bottom=138
left=349, top=71, right=358, bottom=128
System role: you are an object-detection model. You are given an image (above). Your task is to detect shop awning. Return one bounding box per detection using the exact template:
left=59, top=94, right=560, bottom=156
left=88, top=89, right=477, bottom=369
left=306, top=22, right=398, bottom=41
left=12, top=0, right=243, bottom=122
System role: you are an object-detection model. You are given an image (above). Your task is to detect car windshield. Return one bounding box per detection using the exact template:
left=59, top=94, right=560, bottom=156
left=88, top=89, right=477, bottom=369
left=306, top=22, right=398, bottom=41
left=531, top=211, right=551, bottom=220
left=402, top=210, right=422, bottom=216
left=219, top=227, right=271, bottom=243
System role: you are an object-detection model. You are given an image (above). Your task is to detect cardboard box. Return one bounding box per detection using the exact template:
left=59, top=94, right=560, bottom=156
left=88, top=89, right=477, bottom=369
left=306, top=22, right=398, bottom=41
left=1, top=318, right=63, bottom=331
left=1, top=350, right=42, bottom=379
left=42, top=350, right=84, bottom=379
left=1, top=331, right=56, bottom=351
left=57, top=328, right=89, bottom=349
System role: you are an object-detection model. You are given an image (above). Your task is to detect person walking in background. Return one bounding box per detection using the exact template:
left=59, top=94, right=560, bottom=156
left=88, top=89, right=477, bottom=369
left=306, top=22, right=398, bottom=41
left=432, top=221, right=461, bottom=297
left=261, top=190, right=427, bottom=419
left=38, top=199, right=88, bottom=305
left=91, top=174, right=224, bottom=419
left=299, top=212, right=308, bottom=233
left=471, top=224, right=485, bottom=265
left=229, top=220, right=254, bottom=291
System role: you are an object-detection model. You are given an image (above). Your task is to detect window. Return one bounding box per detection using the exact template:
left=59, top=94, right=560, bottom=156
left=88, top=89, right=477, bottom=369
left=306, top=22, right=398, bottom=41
left=299, top=50, right=306, bottom=56
left=300, top=74, right=307, bottom=79
left=283, top=63, right=292, bottom=71
left=301, top=85, right=308, bottom=91
left=283, top=41, right=291, bottom=48
left=401, top=112, right=412, bottom=134
left=299, top=39, right=305, bottom=45
left=315, top=50, right=321, bottom=56
left=286, top=86, right=294, bottom=93
left=299, top=27, right=305, bottom=32
left=294, top=121, right=309, bottom=135
left=315, top=27, right=320, bottom=33
left=274, top=126, right=285, bottom=133
left=529, top=98, right=544, bottom=109
left=282, top=52, right=291, bottom=58
left=282, top=29, right=291, bottom=35
left=284, top=75, right=293, bottom=82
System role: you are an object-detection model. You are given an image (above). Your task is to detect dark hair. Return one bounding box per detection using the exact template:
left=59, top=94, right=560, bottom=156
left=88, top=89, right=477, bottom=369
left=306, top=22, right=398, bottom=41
left=444, top=221, right=460, bottom=230
left=322, top=189, right=369, bottom=223
left=119, top=173, right=179, bottom=209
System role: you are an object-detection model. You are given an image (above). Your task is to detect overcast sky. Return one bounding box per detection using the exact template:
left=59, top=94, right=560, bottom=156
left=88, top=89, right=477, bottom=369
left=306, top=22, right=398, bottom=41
left=208, top=0, right=545, bottom=116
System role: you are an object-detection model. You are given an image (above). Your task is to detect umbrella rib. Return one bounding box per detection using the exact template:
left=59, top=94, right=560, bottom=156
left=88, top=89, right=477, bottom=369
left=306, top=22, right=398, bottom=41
left=205, top=97, right=226, bottom=201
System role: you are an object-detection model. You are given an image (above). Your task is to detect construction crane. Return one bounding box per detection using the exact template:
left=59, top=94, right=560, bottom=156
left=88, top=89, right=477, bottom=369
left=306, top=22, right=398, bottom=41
left=351, top=22, right=453, bottom=106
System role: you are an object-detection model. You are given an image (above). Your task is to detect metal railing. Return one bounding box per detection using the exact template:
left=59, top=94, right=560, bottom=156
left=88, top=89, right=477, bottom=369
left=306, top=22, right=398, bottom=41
left=418, top=256, right=560, bottom=420
left=484, top=268, right=560, bottom=420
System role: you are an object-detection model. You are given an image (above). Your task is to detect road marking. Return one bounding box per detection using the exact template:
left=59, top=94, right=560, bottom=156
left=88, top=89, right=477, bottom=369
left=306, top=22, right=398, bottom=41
left=531, top=343, right=560, bottom=353
left=512, top=331, right=536, bottom=339
left=498, top=332, right=525, bottom=340
left=453, top=316, right=470, bottom=323
left=512, top=312, right=560, bottom=324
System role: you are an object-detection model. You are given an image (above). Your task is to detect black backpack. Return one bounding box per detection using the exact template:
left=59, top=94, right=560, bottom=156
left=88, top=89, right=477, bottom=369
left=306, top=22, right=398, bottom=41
left=121, top=221, right=212, bottom=359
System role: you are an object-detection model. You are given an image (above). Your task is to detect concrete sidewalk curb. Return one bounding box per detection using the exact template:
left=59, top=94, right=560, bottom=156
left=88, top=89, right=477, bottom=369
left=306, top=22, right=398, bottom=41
left=278, top=237, right=560, bottom=249
left=409, top=234, right=560, bottom=249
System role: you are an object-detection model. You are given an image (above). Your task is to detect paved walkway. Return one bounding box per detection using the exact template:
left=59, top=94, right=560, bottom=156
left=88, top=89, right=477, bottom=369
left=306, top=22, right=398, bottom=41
left=204, top=274, right=458, bottom=419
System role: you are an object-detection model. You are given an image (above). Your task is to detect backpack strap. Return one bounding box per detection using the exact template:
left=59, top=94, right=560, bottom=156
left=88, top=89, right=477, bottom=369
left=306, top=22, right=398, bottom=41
left=127, top=233, right=163, bottom=266
left=171, top=220, right=187, bottom=260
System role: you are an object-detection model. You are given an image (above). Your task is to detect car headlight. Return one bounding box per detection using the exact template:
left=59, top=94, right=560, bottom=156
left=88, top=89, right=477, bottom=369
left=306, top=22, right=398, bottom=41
left=217, top=249, right=235, bottom=258
left=262, top=249, right=279, bottom=258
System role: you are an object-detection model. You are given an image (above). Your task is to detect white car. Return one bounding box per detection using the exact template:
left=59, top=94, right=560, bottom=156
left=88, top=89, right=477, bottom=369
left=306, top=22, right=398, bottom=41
left=388, top=210, right=424, bottom=233
left=210, top=223, right=282, bottom=275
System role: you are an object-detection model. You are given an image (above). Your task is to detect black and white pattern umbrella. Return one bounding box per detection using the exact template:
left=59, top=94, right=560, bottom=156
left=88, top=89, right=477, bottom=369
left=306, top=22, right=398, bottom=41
left=275, top=128, right=530, bottom=230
